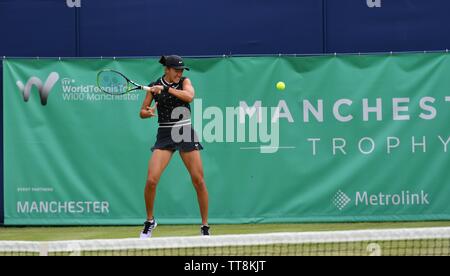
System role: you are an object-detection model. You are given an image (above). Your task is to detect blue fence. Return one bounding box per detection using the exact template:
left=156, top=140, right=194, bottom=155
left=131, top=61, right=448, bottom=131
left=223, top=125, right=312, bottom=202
left=1, top=0, right=450, bottom=225
left=325, top=0, right=450, bottom=53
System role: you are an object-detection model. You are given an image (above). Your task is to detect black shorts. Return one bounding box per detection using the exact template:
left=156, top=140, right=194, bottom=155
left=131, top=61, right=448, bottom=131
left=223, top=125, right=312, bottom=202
left=151, top=125, right=203, bottom=152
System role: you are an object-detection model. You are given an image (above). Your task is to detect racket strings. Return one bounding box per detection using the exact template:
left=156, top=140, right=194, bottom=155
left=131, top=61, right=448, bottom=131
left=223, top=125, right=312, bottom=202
left=98, top=71, right=129, bottom=95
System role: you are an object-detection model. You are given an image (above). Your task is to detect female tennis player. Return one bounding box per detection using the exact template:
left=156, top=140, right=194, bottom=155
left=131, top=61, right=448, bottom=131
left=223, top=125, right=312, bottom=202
left=139, top=55, right=210, bottom=238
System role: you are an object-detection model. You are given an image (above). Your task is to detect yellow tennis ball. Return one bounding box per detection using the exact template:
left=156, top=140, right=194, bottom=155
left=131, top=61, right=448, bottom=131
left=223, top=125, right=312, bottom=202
left=276, top=81, right=286, bottom=91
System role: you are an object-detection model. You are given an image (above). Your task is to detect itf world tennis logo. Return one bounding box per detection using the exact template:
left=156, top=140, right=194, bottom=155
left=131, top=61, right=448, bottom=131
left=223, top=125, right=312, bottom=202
left=333, top=190, right=352, bottom=210
left=16, top=72, right=60, bottom=106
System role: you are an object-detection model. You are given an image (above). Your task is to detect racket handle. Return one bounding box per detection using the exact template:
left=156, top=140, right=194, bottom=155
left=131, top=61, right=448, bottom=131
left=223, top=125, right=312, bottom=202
left=141, top=86, right=151, bottom=92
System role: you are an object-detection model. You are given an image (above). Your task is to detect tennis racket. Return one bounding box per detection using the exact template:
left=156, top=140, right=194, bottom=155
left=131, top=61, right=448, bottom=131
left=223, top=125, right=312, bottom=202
left=97, top=69, right=151, bottom=95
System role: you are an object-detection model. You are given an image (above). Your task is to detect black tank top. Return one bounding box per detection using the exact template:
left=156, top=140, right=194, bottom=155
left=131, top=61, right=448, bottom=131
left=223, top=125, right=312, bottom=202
left=149, top=76, right=191, bottom=124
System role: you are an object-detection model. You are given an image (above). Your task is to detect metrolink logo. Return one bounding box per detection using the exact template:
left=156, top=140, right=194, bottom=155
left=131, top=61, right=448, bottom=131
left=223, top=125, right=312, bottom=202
left=16, top=72, right=60, bottom=106
left=332, top=190, right=352, bottom=210
left=333, top=190, right=430, bottom=210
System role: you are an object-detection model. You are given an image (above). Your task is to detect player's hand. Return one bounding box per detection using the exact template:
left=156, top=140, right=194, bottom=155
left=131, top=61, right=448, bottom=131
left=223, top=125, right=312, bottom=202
left=150, top=85, right=164, bottom=95
left=146, top=102, right=157, bottom=117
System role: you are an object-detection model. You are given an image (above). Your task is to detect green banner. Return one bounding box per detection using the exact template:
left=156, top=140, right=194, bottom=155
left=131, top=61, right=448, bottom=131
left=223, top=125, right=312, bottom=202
left=3, top=54, right=450, bottom=225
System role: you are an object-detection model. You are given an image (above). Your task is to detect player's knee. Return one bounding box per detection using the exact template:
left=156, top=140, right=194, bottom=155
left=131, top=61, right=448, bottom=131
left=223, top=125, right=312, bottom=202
left=192, top=175, right=206, bottom=191
left=146, top=177, right=159, bottom=190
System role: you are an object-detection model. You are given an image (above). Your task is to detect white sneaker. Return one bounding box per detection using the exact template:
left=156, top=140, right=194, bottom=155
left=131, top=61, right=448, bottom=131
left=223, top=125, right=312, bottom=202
left=140, top=219, right=157, bottom=239
left=200, top=225, right=210, bottom=236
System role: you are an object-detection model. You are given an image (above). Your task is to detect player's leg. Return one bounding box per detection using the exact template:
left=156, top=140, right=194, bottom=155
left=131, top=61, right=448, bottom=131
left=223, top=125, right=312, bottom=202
left=179, top=150, right=210, bottom=235
left=141, top=149, right=174, bottom=238
left=145, top=149, right=174, bottom=219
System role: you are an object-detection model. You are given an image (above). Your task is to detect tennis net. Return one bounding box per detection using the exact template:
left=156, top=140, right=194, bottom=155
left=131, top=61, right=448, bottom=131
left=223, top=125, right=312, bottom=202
left=0, top=227, right=449, bottom=256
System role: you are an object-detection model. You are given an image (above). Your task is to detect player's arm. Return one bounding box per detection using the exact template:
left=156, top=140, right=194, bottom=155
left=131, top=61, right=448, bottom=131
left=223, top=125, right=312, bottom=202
left=140, top=91, right=157, bottom=119
left=167, top=78, right=195, bottom=103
